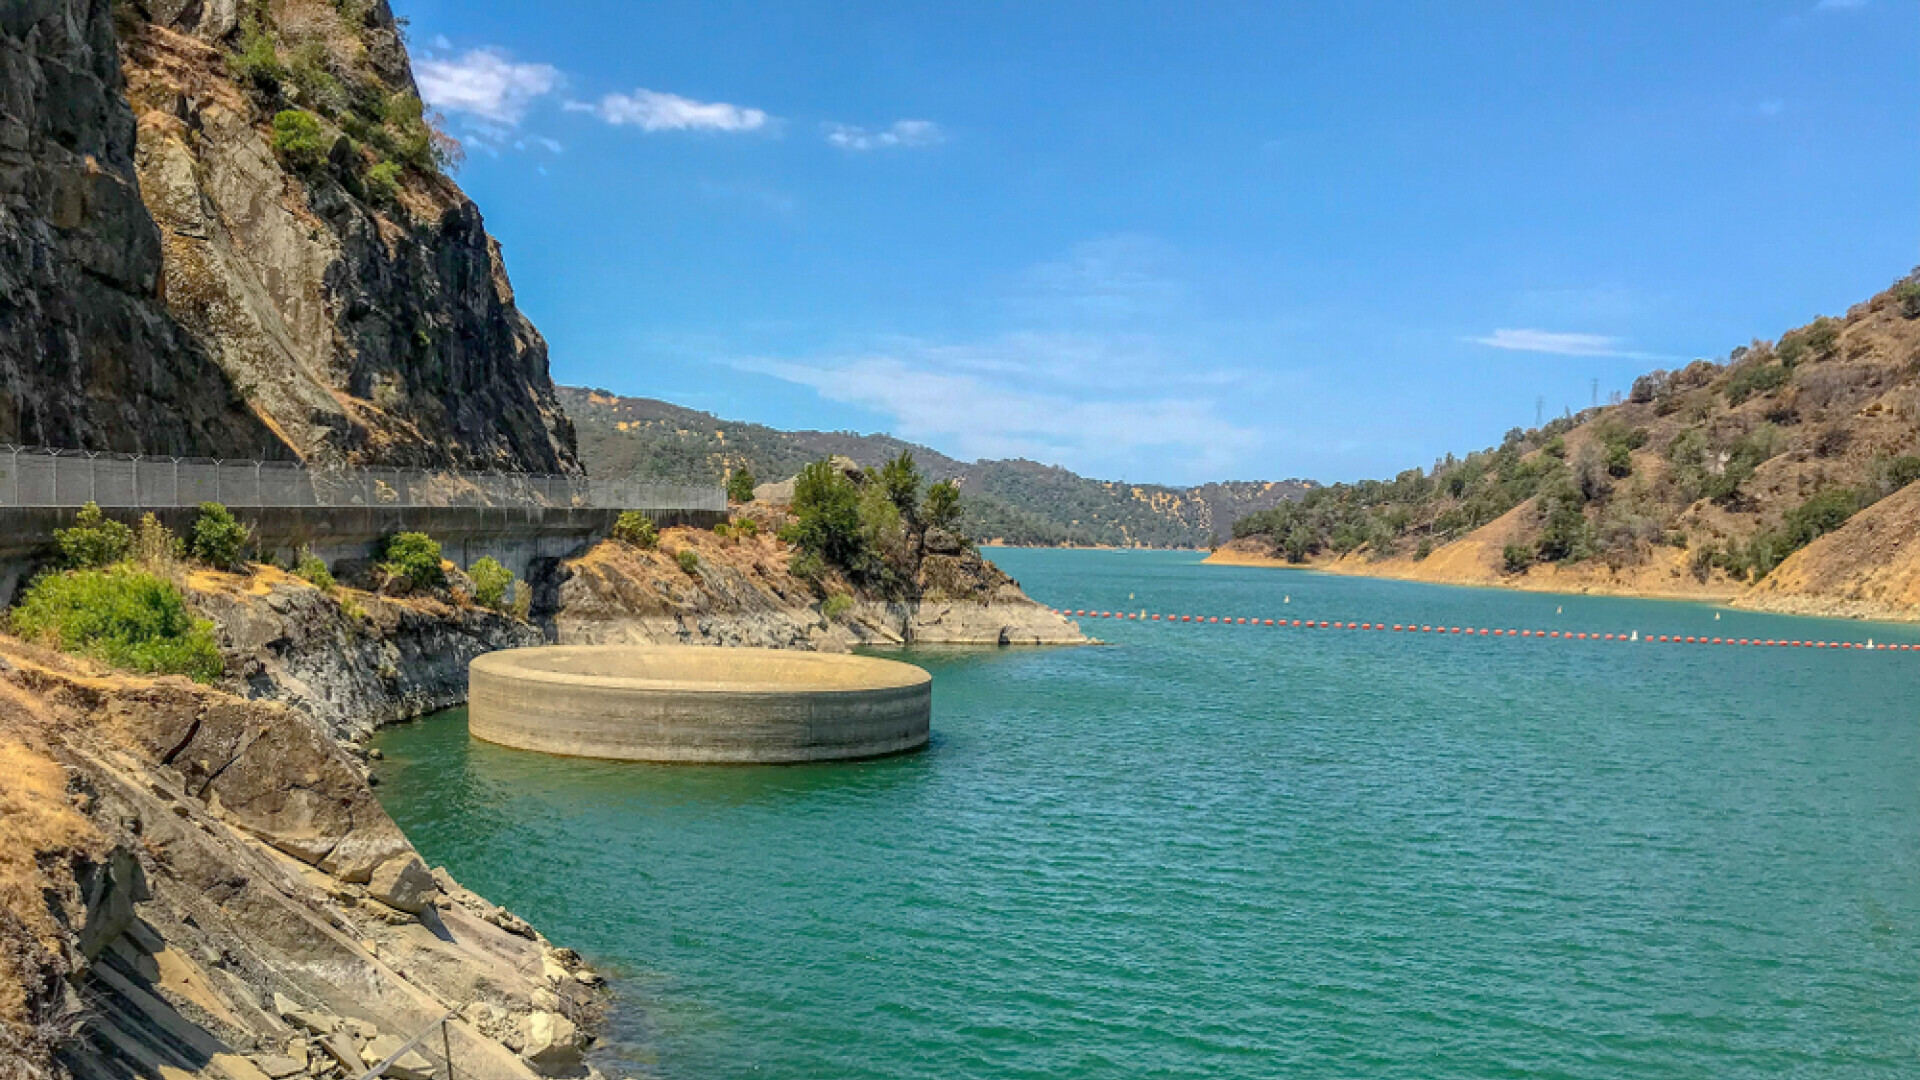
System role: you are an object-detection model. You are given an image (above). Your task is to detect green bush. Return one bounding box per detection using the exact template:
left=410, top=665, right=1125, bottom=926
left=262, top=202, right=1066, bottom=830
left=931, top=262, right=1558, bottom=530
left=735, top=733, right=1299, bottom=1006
left=788, top=549, right=826, bottom=587
left=923, top=479, right=963, bottom=531
left=365, top=159, right=402, bottom=204
left=1894, top=281, right=1920, bottom=320
left=294, top=550, right=335, bottom=590
left=379, top=532, right=444, bottom=589
left=271, top=109, right=329, bottom=172
left=468, top=556, right=512, bottom=610
left=790, top=459, right=865, bottom=567
left=712, top=522, right=733, bottom=539
left=1502, top=543, right=1535, bottom=573
left=1725, top=361, right=1789, bottom=404
left=676, top=549, right=700, bottom=575
left=614, top=511, right=660, bottom=545
left=228, top=23, right=285, bottom=100
left=822, top=592, right=855, bottom=620
left=190, top=503, right=252, bottom=570
left=612, top=511, right=659, bottom=548
left=732, top=517, right=759, bottom=538
left=287, top=42, right=348, bottom=115
left=55, top=503, right=133, bottom=570
left=12, top=566, right=223, bottom=683
left=726, top=467, right=757, bottom=504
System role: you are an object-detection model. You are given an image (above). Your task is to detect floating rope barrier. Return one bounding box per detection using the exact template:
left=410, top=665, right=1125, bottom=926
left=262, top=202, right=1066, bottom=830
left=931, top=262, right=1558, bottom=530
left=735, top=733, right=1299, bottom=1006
left=1045, top=608, right=1915, bottom=652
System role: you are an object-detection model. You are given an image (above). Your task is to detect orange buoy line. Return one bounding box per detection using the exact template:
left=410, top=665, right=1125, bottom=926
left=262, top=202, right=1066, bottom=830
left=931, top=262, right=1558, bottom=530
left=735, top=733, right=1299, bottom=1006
left=1045, top=608, right=1917, bottom=653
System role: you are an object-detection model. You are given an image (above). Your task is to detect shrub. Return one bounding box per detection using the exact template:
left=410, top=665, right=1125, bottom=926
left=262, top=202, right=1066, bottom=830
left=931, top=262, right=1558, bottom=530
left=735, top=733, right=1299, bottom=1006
left=468, top=557, right=512, bottom=610
left=271, top=110, right=329, bottom=173
left=790, top=459, right=865, bottom=567
left=1725, top=361, right=1789, bottom=404
left=190, top=503, right=252, bottom=570
left=923, top=480, right=963, bottom=531
left=55, top=503, right=133, bottom=570
left=131, top=513, right=182, bottom=573
left=726, top=467, right=757, bottom=504
left=822, top=592, right=855, bottom=620
left=1895, top=280, right=1920, bottom=320
left=228, top=22, right=285, bottom=100
left=287, top=42, right=348, bottom=115
left=379, top=532, right=444, bottom=589
left=1502, top=543, right=1535, bottom=573
left=12, top=566, right=223, bottom=683
left=676, top=549, right=700, bottom=575
left=294, top=550, right=335, bottom=590
left=365, top=159, right=402, bottom=204
left=788, top=549, right=827, bottom=587
left=509, top=580, right=533, bottom=620
left=732, top=517, right=759, bottom=539
left=712, top=522, right=733, bottom=540
left=611, top=511, right=658, bottom=548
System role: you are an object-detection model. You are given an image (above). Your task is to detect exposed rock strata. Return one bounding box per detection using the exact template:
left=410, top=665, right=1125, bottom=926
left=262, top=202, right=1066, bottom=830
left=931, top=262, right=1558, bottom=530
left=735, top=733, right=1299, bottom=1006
left=0, top=644, right=609, bottom=1080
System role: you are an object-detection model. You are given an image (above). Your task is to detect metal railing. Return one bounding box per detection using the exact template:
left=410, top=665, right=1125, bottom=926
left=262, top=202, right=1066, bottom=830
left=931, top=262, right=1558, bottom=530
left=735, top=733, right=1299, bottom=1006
left=0, top=445, right=724, bottom=512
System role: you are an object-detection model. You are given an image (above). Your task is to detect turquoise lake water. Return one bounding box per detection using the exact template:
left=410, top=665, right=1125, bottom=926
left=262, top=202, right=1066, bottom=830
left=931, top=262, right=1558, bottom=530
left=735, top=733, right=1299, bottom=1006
left=373, top=549, right=1920, bottom=1078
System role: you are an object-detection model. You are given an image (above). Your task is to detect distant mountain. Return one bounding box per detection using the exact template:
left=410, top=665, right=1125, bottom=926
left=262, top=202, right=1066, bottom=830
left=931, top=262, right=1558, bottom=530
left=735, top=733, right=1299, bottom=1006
left=559, top=388, right=1315, bottom=547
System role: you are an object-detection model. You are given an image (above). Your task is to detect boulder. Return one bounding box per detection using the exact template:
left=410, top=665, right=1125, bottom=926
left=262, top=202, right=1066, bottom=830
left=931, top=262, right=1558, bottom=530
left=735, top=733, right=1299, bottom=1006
left=367, top=856, right=437, bottom=914
left=521, top=1010, right=583, bottom=1073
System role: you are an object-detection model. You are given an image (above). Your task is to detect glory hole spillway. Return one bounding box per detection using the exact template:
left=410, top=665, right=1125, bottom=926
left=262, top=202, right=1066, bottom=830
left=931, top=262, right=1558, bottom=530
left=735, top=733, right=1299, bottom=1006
left=468, top=645, right=933, bottom=763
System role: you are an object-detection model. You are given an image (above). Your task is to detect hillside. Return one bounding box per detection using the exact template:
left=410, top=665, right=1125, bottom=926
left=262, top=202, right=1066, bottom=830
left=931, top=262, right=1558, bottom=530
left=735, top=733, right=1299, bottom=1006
left=0, top=0, right=575, bottom=470
left=559, top=387, right=1315, bottom=547
left=1217, top=274, right=1920, bottom=619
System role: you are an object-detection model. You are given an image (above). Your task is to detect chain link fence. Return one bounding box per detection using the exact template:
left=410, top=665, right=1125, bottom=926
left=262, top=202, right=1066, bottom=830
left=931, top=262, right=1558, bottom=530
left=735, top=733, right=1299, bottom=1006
left=0, top=446, right=725, bottom=512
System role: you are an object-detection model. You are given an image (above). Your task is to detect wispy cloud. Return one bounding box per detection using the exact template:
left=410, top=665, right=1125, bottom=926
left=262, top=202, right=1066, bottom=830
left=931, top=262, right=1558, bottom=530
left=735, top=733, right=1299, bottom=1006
left=415, top=48, right=561, bottom=126
left=734, top=351, right=1257, bottom=472
left=1470, top=328, right=1673, bottom=361
left=1814, top=0, right=1868, bottom=10
left=568, top=90, right=770, bottom=132
left=1757, top=98, right=1786, bottom=118
left=824, top=119, right=943, bottom=150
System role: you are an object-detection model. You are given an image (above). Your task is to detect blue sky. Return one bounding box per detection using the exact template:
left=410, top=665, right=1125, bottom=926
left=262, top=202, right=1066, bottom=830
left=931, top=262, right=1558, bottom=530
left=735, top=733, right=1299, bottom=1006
left=396, top=0, right=1917, bottom=486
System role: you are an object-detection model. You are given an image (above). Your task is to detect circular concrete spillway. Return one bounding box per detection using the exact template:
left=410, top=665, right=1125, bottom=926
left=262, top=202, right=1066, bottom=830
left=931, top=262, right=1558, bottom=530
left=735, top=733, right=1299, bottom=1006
left=467, top=646, right=932, bottom=763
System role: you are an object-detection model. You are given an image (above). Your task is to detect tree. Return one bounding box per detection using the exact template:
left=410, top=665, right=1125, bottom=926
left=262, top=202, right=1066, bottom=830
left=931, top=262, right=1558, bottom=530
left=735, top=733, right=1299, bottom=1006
left=879, top=451, right=922, bottom=520
left=923, top=480, right=963, bottom=531
left=379, top=532, right=444, bottom=590
left=790, top=459, right=865, bottom=567
left=726, top=467, right=757, bottom=504
left=468, top=557, right=513, bottom=610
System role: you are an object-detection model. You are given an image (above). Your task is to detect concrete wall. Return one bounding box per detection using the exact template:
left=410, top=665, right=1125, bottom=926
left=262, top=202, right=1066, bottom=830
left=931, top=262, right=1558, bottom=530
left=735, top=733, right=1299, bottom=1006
left=0, top=504, right=726, bottom=604
left=468, top=646, right=932, bottom=763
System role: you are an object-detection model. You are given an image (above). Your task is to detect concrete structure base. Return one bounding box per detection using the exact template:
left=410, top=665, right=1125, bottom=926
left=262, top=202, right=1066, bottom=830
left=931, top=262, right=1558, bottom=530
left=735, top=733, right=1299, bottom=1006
left=468, top=646, right=932, bottom=763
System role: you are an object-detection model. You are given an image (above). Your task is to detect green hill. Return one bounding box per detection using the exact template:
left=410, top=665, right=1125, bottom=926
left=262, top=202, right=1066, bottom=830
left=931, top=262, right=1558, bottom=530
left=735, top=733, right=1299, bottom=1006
left=559, top=387, right=1314, bottom=547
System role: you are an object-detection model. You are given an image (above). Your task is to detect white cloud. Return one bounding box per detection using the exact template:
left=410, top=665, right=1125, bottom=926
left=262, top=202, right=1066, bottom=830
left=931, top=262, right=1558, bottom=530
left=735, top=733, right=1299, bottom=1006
left=1470, top=329, right=1673, bottom=361
left=736, top=353, right=1255, bottom=473
left=1814, top=0, right=1868, bottom=9
left=568, top=90, right=769, bottom=132
left=415, top=48, right=561, bottom=126
left=824, top=119, right=943, bottom=150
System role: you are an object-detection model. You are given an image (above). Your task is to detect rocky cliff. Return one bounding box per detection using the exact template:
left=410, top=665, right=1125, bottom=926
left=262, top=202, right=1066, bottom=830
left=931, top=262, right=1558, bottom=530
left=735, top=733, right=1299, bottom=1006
left=0, top=636, right=609, bottom=1080
left=0, top=0, right=575, bottom=470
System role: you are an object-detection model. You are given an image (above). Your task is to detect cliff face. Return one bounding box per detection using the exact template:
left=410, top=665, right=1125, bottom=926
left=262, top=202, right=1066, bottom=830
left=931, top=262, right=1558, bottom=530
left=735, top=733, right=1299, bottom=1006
left=0, top=0, right=283, bottom=455
left=0, top=0, right=576, bottom=470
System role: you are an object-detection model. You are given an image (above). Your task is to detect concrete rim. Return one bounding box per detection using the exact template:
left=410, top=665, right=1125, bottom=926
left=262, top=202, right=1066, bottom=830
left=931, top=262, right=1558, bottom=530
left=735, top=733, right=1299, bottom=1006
left=469, top=645, right=931, bottom=695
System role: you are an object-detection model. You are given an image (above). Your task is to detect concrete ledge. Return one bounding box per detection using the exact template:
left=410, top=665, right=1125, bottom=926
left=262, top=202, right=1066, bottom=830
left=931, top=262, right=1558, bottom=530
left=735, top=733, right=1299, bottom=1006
left=468, top=646, right=932, bottom=763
